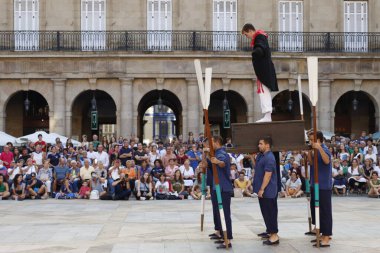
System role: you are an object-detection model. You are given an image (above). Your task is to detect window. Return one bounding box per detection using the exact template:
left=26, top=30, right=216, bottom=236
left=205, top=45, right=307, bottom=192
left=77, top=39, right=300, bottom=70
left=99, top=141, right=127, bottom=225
left=147, top=0, right=172, bottom=51
left=14, top=0, right=39, bottom=51
left=81, top=0, right=106, bottom=51
left=278, top=1, right=303, bottom=52
left=213, top=0, right=237, bottom=51
left=344, top=1, right=368, bottom=52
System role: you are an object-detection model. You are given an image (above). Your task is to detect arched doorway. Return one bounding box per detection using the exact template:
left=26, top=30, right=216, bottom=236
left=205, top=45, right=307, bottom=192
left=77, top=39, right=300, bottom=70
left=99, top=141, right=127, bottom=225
left=5, top=90, right=49, bottom=136
left=209, top=90, right=248, bottom=139
left=272, top=90, right=312, bottom=130
left=137, top=90, right=182, bottom=143
left=334, top=91, right=376, bottom=137
left=71, top=90, right=117, bottom=140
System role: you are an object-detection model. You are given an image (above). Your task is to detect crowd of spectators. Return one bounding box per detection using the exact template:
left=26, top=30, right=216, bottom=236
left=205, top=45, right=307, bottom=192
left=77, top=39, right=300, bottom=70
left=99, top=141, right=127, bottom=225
left=0, top=130, right=379, bottom=201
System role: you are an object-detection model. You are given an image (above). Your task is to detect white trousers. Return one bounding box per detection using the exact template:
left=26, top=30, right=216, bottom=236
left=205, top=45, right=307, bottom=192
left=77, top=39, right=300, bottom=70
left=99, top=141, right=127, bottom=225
left=44, top=180, right=52, bottom=193
left=258, top=84, right=273, bottom=114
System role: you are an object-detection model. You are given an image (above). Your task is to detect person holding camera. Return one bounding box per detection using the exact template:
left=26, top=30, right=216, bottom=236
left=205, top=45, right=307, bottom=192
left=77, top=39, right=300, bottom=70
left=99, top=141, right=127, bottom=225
left=112, top=173, right=131, bottom=200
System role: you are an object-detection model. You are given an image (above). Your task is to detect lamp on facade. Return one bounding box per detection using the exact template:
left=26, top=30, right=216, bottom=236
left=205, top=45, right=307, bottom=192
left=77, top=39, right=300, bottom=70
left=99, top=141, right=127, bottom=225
left=223, top=93, right=229, bottom=110
left=157, top=93, right=163, bottom=112
left=24, top=92, right=30, bottom=112
left=352, top=95, right=359, bottom=111
left=91, top=93, right=97, bottom=111
left=288, top=91, right=293, bottom=112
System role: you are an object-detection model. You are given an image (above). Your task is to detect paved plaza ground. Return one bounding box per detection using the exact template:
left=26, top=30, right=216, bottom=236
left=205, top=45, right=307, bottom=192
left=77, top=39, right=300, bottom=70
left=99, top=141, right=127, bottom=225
left=0, top=196, right=379, bottom=253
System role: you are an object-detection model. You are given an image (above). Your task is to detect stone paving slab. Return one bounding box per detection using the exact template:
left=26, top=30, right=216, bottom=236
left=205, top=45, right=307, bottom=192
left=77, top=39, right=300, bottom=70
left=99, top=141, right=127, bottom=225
left=0, top=197, right=379, bottom=253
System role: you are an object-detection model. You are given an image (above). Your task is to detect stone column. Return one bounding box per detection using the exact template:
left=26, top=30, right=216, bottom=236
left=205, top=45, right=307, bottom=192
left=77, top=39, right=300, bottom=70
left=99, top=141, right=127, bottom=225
left=318, top=80, right=332, bottom=131
left=65, top=111, right=72, bottom=137
left=0, top=111, right=6, bottom=132
left=51, top=79, right=66, bottom=135
left=186, top=78, right=200, bottom=138
left=119, top=78, right=134, bottom=138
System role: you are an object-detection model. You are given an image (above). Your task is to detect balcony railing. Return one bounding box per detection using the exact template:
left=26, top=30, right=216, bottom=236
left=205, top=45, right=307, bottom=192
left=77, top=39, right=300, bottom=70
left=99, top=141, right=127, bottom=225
left=0, top=31, right=379, bottom=53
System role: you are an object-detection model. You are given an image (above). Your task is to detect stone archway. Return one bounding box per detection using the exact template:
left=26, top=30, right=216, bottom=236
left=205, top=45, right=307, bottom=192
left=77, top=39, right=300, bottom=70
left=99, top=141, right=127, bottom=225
left=5, top=90, right=50, bottom=136
left=209, top=89, right=248, bottom=139
left=71, top=90, right=117, bottom=140
left=137, top=89, right=183, bottom=143
left=272, top=90, right=312, bottom=130
left=334, top=91, right=376, bottom=137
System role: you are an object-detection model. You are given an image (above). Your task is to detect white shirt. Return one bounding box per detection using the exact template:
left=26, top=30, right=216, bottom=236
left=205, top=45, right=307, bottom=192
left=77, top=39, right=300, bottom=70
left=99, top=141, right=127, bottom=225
left=93, top=151, right=109, bottom=168
left=286, top=178, right=302, bottom=189
left=32, top=152, right=44, bottom=166
left=24, top=165, right=37, bottom=175
left=110, top=166, right=121, bottom=180
left=149, top=153, right=160, bottom=166
left=363, top=145, right=378, bottom=155
left=87, top=151, right=97, bottom=160
left=8, top=167, right=21, bottom=180
left=364, top=153, right=377, bottom=163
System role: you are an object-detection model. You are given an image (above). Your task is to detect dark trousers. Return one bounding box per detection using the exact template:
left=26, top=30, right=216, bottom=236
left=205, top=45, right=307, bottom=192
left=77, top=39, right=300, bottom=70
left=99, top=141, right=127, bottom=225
left=310, top=187, right=333, bottom=236
left=211, top=190, right=221, bottom=231
left=212, top=190, right=233, bottom=239
left=258, top=197, right=278, bottom=234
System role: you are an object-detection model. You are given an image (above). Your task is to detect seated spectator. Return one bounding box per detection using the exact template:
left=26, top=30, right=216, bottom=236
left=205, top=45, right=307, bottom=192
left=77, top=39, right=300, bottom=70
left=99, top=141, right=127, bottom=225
left=0, top=160, right=8, bottom=179
left=90, top=172, right=107, bottom=198
left=68, top=160, right=80, bottom=193
left=151, top=159, right=164, bottom=183
left=351, top=146, right=363, bottom=164
left=155, top=174, right=171, bottom=200
left=22, top=158, right=38, bottom=177
left=234, top=171, right=254, bottom=197
left=135, top=172, right=153, bottom=200
left=55, top=179, right=75, bottom=199
left=363, top=158, right=375, bottom=181
left=80, top=159, right=95, bottom=182
left=348, top=158, right=367, bottom=193
left=230, top=163, right=238, bottom=184
left=332, top=159, right=347, bottom=196
left=112, top=173, right=132, bottom=200
left=26, top=172, right=48, bottom=199
left=38, top=160, right=53, bottom=195
left=192, top=171, right=210, bottom=200
left=53, top=158, right=69, bottom=192
left=78, top=180, right=91, bottom=199
left=122, top=160, right=137, bottom=191
left=95, top=161, right=108, bottom=189
left=8, top=161, right=22, bottom=185
left=364, top=147, right=377, bottom=164
left=11, top=174, right=26, bottom=201
left=368, top=171, right=380, bottom=198
left=0, top=174, right=10, bottom=199
left=172, top=169, right=187, bottom=199
left=137, top=160, right=152, bottom=179
left=180, top=159, right=194, bottom=189
left=165, top=158, right=178, bottom=180
left=176, top=147, right=188, bottom=166
left=108, top=159, right=122, bottom=195
left=190, top=185, right=202, bottom=200
left=339, top=144, right=350, bottom=162
left=283, top=171, right=303, bottom=198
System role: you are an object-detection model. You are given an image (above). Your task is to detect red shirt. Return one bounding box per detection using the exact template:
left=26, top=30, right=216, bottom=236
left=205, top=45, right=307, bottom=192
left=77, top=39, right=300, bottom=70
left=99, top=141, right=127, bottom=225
left=0, top=151, right=14, bottom=168
left=35, top=141, right=47, bottom=152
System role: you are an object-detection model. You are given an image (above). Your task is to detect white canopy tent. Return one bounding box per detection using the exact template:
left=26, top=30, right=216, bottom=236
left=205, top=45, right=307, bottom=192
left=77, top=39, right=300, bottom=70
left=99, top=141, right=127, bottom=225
left=0, top=131, right=17, bottom=146
left=16, top=131, right=80, bottom=147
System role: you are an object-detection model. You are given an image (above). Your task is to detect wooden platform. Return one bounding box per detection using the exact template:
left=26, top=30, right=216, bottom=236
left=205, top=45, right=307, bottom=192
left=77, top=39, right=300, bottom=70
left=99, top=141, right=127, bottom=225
left=227, top=120, right=308, bottom=153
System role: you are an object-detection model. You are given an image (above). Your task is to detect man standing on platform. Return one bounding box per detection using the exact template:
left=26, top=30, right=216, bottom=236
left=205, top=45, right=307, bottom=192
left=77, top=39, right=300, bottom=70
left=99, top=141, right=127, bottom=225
left=307, top=130, right=332, bottom=248
left=254, top=136, right=280, bottom=245
left=241, top=23, right=279, bottom=122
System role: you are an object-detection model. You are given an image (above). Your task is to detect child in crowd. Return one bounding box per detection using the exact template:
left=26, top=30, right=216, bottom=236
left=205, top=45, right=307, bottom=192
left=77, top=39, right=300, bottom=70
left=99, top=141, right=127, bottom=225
left=78, top=181, right=91, bottom=199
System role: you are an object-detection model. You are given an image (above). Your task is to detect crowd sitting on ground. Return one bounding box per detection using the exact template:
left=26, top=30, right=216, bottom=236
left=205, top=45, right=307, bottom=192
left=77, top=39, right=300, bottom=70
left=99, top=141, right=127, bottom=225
left=0, top=130, right=379, bottom=201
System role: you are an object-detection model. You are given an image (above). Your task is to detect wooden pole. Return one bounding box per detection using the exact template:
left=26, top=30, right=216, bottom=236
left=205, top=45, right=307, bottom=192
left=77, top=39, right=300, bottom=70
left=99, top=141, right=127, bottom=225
left=204, top=109, right=229, bottom=248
